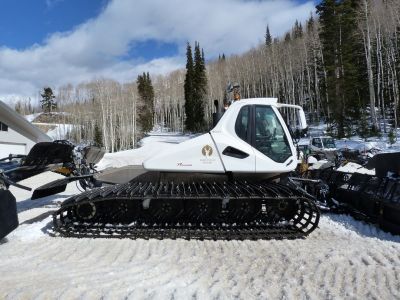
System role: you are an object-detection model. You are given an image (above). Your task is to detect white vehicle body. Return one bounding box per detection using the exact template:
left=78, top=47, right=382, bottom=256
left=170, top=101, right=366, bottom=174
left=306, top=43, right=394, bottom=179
left=144, top=98, right=306, bottom=176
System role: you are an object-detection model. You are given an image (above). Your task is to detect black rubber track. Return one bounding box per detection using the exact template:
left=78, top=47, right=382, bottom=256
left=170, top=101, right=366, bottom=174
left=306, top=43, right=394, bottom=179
left=53, top=180, right=320, bottom=240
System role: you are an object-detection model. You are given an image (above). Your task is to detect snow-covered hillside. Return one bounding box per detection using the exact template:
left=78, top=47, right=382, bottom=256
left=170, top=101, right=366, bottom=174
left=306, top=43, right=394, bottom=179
left=1, top=134, right=400, bottom=299
left=24, top=112, right=74, bottom=140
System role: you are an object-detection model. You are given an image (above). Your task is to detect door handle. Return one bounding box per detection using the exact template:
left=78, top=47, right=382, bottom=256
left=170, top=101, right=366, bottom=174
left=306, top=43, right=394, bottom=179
left=222, top=147, right=249, bottom=159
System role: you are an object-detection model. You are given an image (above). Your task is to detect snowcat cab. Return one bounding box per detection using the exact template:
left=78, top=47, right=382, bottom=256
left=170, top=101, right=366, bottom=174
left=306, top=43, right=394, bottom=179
left=53, top=98, right=320, bottom=241
left=144, top=98, right=307, bottom=176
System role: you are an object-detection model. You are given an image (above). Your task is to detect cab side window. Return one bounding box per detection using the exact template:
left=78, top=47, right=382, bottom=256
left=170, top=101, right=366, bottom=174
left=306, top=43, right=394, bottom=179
left=235, top=106, right=250, bottom=142
left=312, top=138, right=322, bottom=148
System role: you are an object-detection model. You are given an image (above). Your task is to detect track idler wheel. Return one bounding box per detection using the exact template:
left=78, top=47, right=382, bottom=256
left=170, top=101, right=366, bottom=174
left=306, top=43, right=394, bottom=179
left=228, top=199, right=261, bottom=222
left=75, top=202, right=97, bottom=221
left=148, top=199, right=183, bottom=222
left=72, top=199, right=141, bottom=224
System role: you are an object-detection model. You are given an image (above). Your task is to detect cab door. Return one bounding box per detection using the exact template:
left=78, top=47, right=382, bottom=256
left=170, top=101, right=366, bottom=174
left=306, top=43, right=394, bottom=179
left=212, top=105, right=256, bottom=172
left=253, top=105, right=297, bottom=173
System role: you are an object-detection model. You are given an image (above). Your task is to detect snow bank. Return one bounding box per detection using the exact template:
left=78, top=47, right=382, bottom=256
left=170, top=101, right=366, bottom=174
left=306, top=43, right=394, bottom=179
left=336, top=137, right=400, bottom=154
left=337, top=162, right=375, bottom=175
left=46, top=123, right=74, bottom=140
left=24, top=113, right=42, bottom=122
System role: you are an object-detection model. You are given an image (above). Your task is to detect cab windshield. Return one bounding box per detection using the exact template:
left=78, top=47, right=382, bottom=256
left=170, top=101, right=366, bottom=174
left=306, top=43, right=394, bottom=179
left=322, top=138, right=336, bottom=149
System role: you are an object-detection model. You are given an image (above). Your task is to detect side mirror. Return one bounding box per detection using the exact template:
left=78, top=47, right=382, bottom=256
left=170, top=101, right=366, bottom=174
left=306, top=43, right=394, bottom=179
left=214, top=99, right=219, bottom=112
left=297, top=109, right=307, bottom=130
left=212, top=99, right=224, bottom=128
left=277, top=104, right=308, bottom=130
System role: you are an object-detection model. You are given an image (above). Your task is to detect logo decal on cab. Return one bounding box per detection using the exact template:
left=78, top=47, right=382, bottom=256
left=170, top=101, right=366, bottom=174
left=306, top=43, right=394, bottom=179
left=201, top=145, right=213, bottom=157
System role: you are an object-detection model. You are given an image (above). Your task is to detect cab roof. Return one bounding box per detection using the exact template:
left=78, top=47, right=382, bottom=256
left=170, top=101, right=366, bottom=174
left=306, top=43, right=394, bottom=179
left=231, top=98, right=278, bottom=106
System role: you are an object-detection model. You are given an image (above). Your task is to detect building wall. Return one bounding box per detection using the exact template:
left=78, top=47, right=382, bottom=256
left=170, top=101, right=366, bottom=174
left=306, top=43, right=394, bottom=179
left=0, top=127, right=35, bottom=156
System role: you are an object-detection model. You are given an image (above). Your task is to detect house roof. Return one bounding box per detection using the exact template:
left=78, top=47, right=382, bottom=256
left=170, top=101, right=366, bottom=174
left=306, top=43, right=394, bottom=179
left=0, top=100, right=52, bottom=142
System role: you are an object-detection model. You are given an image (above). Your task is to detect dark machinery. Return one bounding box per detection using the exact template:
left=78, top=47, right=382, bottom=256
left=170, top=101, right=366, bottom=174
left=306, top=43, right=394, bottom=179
left=304, top=152, right=400, bottom=234
left=31, top=145, right=105, bottom=199
left=3, top=141, right=75, bottom=182
left=0, top=140, right=104, bottom=200
left=0, top=141, right=104, bottom=239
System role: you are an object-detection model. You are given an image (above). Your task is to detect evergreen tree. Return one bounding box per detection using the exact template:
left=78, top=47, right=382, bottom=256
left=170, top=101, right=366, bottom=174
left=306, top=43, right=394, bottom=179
left=137, top=72, right=155, bottom=132
left=265, top=25, right=272, bottom=46
left=94, top=122, right=103, bottom=147
left=316, top=0, right=365, bottom=137
left=292, top=20, right=303, bottom=39
left=184, top=42, right=195, bottom=131
left=388, top=128, right=396, bottom=145
left=193, top=42, right=207, bottom=131
left=184, top=41, right=208, bottom=132
left=40, top=87, right=57, bottom=113
left=284, top=32, right=291, bottom=42
left=306, top=14, right=315, bottom=33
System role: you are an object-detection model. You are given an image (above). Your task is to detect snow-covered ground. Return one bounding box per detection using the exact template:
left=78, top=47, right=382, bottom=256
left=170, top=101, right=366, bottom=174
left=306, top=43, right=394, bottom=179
left=2, top=135, right=400, bottom=299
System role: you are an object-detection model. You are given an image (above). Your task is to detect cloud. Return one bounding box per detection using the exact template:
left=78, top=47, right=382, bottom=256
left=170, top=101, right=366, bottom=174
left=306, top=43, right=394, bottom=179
left=45, top=0, right=65, bottom=9
left=0, top=0, right=314, bottom=102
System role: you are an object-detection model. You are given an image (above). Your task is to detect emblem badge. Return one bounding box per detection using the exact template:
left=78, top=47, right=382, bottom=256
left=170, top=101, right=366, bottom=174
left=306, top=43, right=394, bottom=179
left=202, top=145, right=213, bottom=157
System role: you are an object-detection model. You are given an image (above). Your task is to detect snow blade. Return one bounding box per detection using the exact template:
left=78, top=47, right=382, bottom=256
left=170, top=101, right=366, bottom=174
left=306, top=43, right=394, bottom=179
left=4, top=142, right=75, bottom=182
left=83, top=146, right=105, bottom=165
left=0, top=189, right=18, bottom=240
left=31, top=175, right=95, bottom=200
left=23, top=142, right=74, bottom=166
